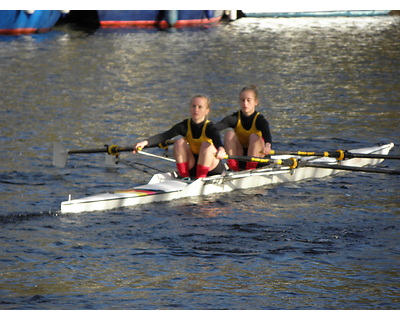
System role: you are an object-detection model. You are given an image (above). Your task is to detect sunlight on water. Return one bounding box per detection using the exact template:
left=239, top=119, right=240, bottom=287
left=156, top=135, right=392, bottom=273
left=0, top=15, right=399, bottom=309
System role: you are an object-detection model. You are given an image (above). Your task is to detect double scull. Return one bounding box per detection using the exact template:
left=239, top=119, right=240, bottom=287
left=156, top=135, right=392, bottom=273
left=59, top=143, right=396, bottom=214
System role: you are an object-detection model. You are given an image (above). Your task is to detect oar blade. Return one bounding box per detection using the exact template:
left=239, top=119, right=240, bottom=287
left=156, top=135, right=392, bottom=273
left=53, top=142, right=68, bottom=168
left=105, top=154, right=118, bottom=167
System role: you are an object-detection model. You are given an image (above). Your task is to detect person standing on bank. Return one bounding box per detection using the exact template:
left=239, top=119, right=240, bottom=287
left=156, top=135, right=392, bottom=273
left=133, top=95, right=226, bottom=179
left=215, top=85, right=272, bottom=171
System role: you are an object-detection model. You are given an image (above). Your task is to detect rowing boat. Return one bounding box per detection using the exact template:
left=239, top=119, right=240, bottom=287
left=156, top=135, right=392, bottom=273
left=60, top=143, right=395, bottom=213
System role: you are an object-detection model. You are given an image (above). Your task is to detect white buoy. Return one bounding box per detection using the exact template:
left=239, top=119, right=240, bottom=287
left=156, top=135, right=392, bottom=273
left=228, top=10, right=237, bottom=21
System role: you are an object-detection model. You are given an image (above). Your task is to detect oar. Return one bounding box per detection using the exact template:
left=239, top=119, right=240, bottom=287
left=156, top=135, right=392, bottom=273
left=136, top=150, right=176, bottom=162
left=53, top=140, right=175, bottom=168
left=225, top=154, right=400, bottom=175
left=298, top=162, right=400, bottom=175
left=53, top=143, right=133, bottom=168
left=270, top=149, right=400, bottom=161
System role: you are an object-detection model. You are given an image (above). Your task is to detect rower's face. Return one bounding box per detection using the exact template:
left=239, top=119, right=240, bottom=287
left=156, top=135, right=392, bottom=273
left=240, top=90, right=258, bottom=116
left=190, top=97, right=210, bottom=123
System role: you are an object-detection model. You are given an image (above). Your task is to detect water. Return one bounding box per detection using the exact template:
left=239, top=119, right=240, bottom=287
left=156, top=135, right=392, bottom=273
left=0, top=16, right=399, bottom=309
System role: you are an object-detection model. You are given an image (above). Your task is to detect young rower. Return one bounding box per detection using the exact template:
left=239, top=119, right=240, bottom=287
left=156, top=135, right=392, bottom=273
left=215, top=85, right=272, bottom=171
left=133, top=95, right=226, bottom=179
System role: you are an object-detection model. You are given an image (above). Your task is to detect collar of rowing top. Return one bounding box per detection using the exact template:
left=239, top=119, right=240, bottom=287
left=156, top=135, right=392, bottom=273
left=234, top=111, right=262, bottom=148
left=185, top=119, right=213, bottom=155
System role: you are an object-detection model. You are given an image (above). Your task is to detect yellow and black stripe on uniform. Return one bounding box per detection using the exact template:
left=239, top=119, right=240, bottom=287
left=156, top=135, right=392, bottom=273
left=234, top=112, right=262, bottom=148
left=185, top=119, right=213, bottom=155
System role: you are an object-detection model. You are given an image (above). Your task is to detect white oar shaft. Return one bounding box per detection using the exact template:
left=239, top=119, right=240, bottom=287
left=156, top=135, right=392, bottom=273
left=138, top=150, right=176, bottom=162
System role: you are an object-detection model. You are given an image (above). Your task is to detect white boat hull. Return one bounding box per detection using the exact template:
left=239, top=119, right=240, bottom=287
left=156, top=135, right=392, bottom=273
left=61, top=143, right=394, bottom=213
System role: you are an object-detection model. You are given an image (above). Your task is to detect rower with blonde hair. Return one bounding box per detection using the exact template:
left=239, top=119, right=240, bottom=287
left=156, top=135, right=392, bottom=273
left=215, top=86, right=272, bottom=171
left=134, top=95, right=226, bottom=178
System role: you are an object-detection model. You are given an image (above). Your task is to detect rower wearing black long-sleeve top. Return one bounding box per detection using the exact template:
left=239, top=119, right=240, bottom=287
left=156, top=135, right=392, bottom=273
left=134, top=95, right=226, bottom=178
left=215, top=86, right=272, bottom=171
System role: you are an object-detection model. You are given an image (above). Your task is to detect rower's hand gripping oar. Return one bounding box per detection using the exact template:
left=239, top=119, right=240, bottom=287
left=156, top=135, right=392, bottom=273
left=270, top=149, right=400, bottom=160
left=53, top=140, right=175, bottom=168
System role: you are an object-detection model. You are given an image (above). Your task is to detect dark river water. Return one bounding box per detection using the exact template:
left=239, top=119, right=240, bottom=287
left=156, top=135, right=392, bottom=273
left=0, top=16, right=399, bottom=310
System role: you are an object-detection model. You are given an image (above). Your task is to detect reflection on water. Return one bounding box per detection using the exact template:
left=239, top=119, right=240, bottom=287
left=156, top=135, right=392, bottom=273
left=0, top=16, right=399, bottom=309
